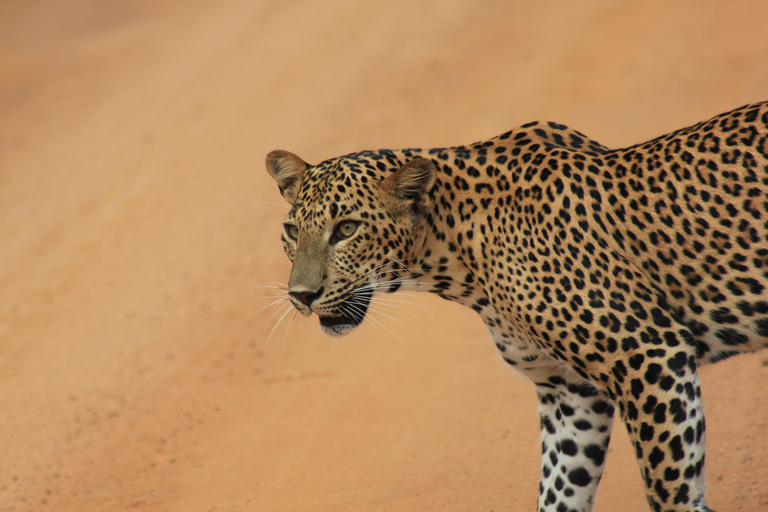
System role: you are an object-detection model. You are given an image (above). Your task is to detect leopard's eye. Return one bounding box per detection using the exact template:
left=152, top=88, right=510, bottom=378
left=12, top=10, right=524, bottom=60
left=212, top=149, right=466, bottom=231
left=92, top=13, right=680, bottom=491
left=332, top=220, right=359, bottom=242
left=284, top=223, right=299, bottom=241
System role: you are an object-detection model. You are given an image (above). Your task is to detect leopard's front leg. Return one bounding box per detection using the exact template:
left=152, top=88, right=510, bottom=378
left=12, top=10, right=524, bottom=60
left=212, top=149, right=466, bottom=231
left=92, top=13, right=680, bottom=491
left=537, top=263, right=716, bottom=512
left=533, top=374, right=615, bottom=512
left=610, top=338, right=713, bottom=512
left=490, top=330, right=616, bottom=512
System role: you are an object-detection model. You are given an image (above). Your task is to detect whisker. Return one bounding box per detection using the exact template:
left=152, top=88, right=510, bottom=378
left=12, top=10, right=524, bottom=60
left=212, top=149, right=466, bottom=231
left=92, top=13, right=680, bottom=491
left=253, top=202, right=291, bottom=208
left=253, top=293, right=289, bottom=302
left=253, top=292, right=291, bottom=314
left=365, top=300, right=419, bottom=317
left=282, top=308, right=301, bottom=351
left=349, top=262, right=396, bottom=286
left=371, top=294, right=430, bottom=309
left=254, top=283, right=290, bottom=291
left=319, top=272, right=436, bottom=312
left=361, top=302, right=415, bottom=329
left=347, top=294, right=412, bottom=342
left=253, top=283, right=290, bottom=300
left=360, top=309, right=405, bottom=344
left=265, top=302, right=297, bottom=351
left=262, top=297, right=294, bottom=323
left=348, top=259, right=425, bottom=285
left=358, top=279, right=432, bottom=291
left=342, top=300, right=404, bottom=344
left=357, top=280, right=436, bottom=295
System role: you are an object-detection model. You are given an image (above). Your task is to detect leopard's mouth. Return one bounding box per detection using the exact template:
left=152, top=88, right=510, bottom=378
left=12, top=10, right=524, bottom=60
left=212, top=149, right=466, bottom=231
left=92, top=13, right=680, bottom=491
left=317, top=288, right=373, bottom=335
left=318, top=315, right=352, bottom=327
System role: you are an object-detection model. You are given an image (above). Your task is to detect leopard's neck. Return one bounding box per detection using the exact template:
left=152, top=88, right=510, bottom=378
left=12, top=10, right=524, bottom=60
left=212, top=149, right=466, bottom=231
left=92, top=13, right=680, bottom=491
left=388, top=145, right=501, bottom=309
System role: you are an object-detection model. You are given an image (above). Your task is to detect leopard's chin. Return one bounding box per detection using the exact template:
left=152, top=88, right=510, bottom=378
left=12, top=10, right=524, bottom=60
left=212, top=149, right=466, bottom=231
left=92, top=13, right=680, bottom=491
left=318, top=318, right=360, bottom=336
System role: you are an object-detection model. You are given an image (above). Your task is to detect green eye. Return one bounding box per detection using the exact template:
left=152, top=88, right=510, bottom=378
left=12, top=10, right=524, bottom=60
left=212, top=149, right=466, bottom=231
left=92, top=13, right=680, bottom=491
left=284, top=223, right=299, bottom=241
left=333, top=220, right=359, bottom=241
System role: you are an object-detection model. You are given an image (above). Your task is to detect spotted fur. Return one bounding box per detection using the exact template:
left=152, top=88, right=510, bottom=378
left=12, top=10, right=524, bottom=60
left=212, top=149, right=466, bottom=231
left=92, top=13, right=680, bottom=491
left=266, top=101, right=768, bottom=512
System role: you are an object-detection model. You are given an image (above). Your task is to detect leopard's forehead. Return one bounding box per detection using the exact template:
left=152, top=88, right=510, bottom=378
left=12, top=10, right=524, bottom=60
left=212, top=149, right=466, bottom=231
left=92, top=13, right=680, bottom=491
left=292, top=152, right=402, bottom=224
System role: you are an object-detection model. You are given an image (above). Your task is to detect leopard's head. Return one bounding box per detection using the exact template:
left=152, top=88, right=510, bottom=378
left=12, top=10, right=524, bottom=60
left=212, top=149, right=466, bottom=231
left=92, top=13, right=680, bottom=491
left=266, top=150, right=435, bottom=335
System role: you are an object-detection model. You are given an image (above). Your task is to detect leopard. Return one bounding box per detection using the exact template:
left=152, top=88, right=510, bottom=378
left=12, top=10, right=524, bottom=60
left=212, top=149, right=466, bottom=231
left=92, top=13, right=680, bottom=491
left=265, top=101, right=768, bottom=512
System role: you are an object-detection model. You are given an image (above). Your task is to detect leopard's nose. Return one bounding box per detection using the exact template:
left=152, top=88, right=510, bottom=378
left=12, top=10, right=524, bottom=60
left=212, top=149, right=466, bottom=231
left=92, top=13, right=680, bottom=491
left=289, top=286, right=324, bottom=307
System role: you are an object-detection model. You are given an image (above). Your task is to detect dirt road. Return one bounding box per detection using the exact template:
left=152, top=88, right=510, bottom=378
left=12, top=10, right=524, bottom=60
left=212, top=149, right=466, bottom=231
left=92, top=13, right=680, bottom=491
left=2, top=1, right=768, bottom=511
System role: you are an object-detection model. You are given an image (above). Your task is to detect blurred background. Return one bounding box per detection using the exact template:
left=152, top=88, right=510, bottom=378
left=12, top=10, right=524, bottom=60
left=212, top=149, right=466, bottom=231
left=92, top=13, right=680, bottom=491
left=1, top=1, right=767, bottom=511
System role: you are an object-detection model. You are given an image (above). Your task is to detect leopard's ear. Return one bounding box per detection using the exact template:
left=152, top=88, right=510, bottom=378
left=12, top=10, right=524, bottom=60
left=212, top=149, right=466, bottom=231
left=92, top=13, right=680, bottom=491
left=265, top=150, right=309, bottom=204
left=380, top=158, right=436, bottom=218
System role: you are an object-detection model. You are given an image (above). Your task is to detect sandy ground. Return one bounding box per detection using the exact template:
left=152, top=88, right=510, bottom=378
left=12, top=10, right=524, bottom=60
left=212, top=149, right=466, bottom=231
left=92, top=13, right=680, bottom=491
left=2, top=1, right=768, bottom=511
